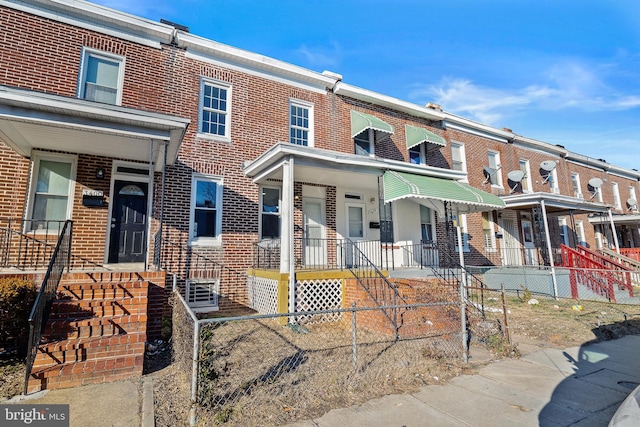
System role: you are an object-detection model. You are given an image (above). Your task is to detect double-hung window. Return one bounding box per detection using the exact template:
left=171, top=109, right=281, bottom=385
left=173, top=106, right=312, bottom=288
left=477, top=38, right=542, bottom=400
left=482, top=212, right=496, bottom=251
left=451, top=142, right=466, bottom=175
left=571, top=173, right=582, bottom=198
left=289, top=100, right=313, bottom=146
left=29, top=153, right=77, bottom=231
left=409, top=144, right=424, bottom=165
left=261, top=187, right=281, bottom=239
left=354, top=129, right=374, bottom=157
left=519, top=159, right=532, bottom=192
left=630, top=186, right=638, bottom=211
left=190, top=175, right=223, bottom=245
left=78, top=48, right=125, bottom=105
left=420, top=205, right=434, bottom=242
left=199, top=79, right=231, bottom=140
left=453, top=214, right=470, bottom=252
left=487, top=151, right=502, bottom=187
left=612, top=182, right=621, bottom=210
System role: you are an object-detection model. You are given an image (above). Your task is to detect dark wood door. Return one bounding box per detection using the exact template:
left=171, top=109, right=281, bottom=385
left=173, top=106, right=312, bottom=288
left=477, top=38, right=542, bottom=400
left=108, top=181, right=148, bottom=263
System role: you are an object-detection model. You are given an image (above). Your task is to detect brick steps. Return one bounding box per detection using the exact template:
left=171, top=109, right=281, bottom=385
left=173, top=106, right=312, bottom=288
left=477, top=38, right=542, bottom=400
left=26, top=271, right=159, bottom=394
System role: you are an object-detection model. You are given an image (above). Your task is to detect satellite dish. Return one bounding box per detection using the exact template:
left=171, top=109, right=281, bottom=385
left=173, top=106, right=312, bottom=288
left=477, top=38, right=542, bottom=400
left=540, top=160, right=557, bottom=172
left=627, top=198, right=638, bottom=210
left=507, top=170, right=525, bottom=182
left=588, top=177, right=603, bottom=189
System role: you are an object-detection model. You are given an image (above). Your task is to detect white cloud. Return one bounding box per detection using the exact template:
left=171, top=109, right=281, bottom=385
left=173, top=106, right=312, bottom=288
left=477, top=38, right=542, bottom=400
left=295, top=42, right=342, bottom=68
left=410, top=60, right=640, bottom=125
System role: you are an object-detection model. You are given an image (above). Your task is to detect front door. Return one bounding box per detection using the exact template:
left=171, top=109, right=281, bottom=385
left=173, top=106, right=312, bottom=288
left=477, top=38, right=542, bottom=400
left=521, top=219, right=537, bottom=265
left=345, top=203, right=365, bottom=267
left=499, top=218, right=522, bottom=266
left=108, top=181, right=148, bottom=263
left=302, top=198, right=326, bottom=267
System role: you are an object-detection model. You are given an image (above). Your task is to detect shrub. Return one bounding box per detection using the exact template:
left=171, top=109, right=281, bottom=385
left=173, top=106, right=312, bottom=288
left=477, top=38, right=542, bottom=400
left=0, top=278, right=37, bottom=355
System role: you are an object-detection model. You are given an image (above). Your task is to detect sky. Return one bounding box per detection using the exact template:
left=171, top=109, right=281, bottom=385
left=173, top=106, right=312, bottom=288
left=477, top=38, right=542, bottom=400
left=91, top=0, right=640, bottom=171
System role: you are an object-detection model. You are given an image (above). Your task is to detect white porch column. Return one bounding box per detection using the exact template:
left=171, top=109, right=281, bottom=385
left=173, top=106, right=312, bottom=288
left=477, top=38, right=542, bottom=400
left=608, top=208, right=621, bottom=254
left=280, top=157, right=296, bottom=317
left=540, top=200, right=558, bottom=299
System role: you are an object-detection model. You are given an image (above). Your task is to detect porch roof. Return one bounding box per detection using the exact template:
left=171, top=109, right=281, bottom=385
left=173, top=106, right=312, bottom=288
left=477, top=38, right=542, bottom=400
left=501, top=192, right=610, bottom=214
left=588, top=212, right=640, bottom=226
left=382, top=170, right=505, bottom=214
left=0, top=86, right=190, bottom=172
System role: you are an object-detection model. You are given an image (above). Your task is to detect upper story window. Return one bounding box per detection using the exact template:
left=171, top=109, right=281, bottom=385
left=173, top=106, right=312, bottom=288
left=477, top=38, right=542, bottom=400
left=612, top=182, right=621, bottom=209
left=354, top=129, right=374, bottom=157
left=486, top=151, right=502, bottom=187
left=289, top=100, right=314, bottom=146
left=28, top=153, right=77, bottom=231
left=548, top=168, right=559, bottom=194
left=409, top=144, right=424, bottom=165
left=199, top=79, right=231, bottom=140
left=261, top=187, right=281, bottom=239
left=190, top=174, right=223, bottom=245
left=451, top=142, right=466, bottom=173
left=571, top=173, right=582, bottom=198
left=519, top=159, right=532, bottom=192
left=629, top=186, right=638, bottom=212
left=78, top=48, right=125, bottom=105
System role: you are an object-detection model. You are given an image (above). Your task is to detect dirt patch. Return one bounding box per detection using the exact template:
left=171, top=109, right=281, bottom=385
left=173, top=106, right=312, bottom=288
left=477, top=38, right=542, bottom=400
left=0, top=357, right=25, bottom=401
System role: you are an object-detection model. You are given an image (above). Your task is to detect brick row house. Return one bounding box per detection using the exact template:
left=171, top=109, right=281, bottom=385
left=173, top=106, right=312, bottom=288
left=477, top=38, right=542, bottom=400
left=1, top=0, right=639, bottom=390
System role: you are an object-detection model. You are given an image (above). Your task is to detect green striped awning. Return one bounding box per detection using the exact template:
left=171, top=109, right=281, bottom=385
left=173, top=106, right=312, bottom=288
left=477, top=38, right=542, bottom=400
left=405, top=124, right=446, bottom=149
left=383, top=170, right=505, bottom=213
left=350, top=110, right=394, bottom=138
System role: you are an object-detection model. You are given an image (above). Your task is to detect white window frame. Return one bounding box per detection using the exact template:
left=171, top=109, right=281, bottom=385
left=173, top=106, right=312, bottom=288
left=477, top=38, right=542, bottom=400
left=354, top=128, right=375, bottom=157
left=629, top=186, right=638, bottom=212
left=260, top=186, right=281, bottom=240
left=482, top=212, right=497, bottom=252
left=559, top=217, right=569, bottom=245
left=487, top=151, right=503, bottom=188
left=197, top=78, right=232, bottom=142
left=78, top=47, right=125, bottom=106
left=186, top=279, right=219, bottom=310
left=571, top=173, right=582, bottom=198
left=189, top=174, right=223, bottom=246
left=289, top=99, right=314, bottom=147
left=453, top=214, right=470, bottom=252
left=409, top=143, right=425, bottom=165
left=576, top=220, right=586, bottom=246
left=612, top=182, right=621, bottom=210
left=27, top=152, right=77, bottom=233
left=451, top=142, right=467, bottom=180
left=519, top=159, right=532, bottom=193
left=549, top=168, right=560, bottom=194
left=595, top=185, right=604, bottom=203
left=420, top=205, right=435, bottom=242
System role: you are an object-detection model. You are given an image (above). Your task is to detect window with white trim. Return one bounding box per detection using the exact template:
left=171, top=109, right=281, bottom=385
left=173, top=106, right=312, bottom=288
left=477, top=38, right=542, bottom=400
left=409, top=144, right=425, bottom=165
left=289, top=100, right=313, bottom=146
left=29, top=153, right=77, bottom=231
left=451, top=142, right=466, bottom=173
left=559, top=217, right=569, bottom=245
left=186, top=280, right=219, bottom=308
left=190, top=175, right=223, bottom=244
left=612, top=182, right=621, bottom=210
left=571, top=173, right=582, bottom=198
left=199, top=79, right=231, bottom=139
left=354, top=129, right=374, bottom=156
left=576, top=220, right=586, bottom=246
left=548, top=168, right=559, bottom=193
left=78, top=48, right=125, bottom=105
left=487, top=151, right=502, bottom=187
left=629, top=186, right=638, bottom=211
left=261, top=187, right=281, bottom=239
left=420, top=205, right=434, bottom=242
left=519, top=159, right=532, bottom=192
left=482, top=212, right=496, bottom=251
left=453, top=214, right=470, bottom=252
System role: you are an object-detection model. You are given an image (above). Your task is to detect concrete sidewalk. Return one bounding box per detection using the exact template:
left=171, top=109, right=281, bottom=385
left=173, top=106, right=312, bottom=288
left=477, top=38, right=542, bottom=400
left=287, top=335, right=640, bottom=427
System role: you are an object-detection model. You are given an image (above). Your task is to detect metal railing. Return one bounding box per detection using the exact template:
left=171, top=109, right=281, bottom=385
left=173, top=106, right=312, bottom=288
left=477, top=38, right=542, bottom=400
left=0, top=218, right=68, bottom=270
left=23, top=220, right=72, bottom=394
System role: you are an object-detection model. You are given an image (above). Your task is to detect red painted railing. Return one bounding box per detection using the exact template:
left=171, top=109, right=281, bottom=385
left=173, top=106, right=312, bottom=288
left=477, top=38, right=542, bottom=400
left=561, top=245, right=633, bottom=303
left=621, top=248, right=640, bottom=262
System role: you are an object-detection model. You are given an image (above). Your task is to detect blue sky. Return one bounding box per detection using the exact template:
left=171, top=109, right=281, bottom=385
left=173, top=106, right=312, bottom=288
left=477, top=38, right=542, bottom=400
left=93, top=0, right=640, bottom=171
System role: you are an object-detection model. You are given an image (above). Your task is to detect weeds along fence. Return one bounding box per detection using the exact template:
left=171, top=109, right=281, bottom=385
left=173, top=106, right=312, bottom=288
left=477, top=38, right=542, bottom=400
left=171, top=292, right=496, bottom=427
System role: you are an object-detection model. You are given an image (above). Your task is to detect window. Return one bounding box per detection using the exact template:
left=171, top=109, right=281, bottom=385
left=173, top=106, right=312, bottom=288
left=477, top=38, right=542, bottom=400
left=354, top=129, right=374, bottom=156
left=380, top=202, right=393, bottom=243
left=451, top=142, right=466, bottom=173
left=186, top=280, right=219, bottom=308
left=199, top=79, right=231, bottom=140
left=261, top=187, right=281, bottom=239
left=519, top=159, right=532, bottom=192
left=289, top=100, right=313, bottom=146
left=190, top=175, right=222, bottom=244
left=571, top=173, right=582, bottom=198
left=548, top=168, right=559, bottom=194
left=482, top=212, right=496, bottom=251
left=78, top=49, right=124, bottom=105
left=629, top=186, right=638, bottom=211
left=420, top=205, right=434, bottom=242
left=576, top=220, right=586, bottom=246
left=595, top=185, right=604, bottom=203
left=487, top=151, right=502, bottom=187
left=612, top=182, right=621, bottom=209
left=29, top=153, right=77, bottom=231
left=409, top=144, right=424, bottom=165
left=452, top=214, right=469, bottom=252
left=559, top=217, right=569, bottom=245
left=347, top=205, right=364, bottom=239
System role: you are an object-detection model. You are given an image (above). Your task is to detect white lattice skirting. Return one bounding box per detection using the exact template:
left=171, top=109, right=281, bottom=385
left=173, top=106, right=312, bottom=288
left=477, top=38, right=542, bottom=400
left=247, top=276, right=279, bottom=314
left=296, top=278, right=343, bottom=324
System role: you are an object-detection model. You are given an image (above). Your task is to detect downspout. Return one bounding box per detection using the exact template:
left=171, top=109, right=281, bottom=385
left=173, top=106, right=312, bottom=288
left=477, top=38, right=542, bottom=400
left=158, top=141, right=168, bottom=271
left=147, top=139, right=155, bottom=272
left=608, top=208, right=621, bottom=254
left=540, top=200, right=558, bottom=299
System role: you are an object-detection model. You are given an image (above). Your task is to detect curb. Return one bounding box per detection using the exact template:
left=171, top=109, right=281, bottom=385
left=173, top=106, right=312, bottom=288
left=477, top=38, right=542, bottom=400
left=141, top=377, right=154, bottom=427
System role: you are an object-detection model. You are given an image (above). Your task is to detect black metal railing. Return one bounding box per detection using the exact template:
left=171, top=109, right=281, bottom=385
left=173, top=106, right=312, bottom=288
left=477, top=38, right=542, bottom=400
left=0, top=218, right=68, bottom=270
left=23, top=220, right=72, bottom=394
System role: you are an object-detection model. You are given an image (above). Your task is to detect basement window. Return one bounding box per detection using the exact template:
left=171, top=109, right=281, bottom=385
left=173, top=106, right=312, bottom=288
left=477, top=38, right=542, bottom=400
left=186, top=280, right=219, bottom=308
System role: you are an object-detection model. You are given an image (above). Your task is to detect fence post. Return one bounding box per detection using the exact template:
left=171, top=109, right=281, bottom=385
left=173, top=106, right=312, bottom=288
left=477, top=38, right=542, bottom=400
left=460, top=275, right=468, bottom=364
left=190, top=321, right=201, bottom=427
left=500, top=284, right=511, bottom=345
left=351, top=302, right=357, bottom=371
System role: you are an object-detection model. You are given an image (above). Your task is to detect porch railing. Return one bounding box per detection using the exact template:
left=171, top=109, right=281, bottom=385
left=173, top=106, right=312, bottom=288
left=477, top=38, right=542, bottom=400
left=23, top=220, right=72, bottom=394
left=0, top=218, right=68, bottom=270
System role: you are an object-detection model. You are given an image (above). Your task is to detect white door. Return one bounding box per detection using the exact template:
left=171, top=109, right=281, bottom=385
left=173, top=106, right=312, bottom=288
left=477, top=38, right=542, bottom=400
left=521, top=219, right=537, bottom=265
left=499, top=218, right=522, bottom=266
left=303, top=199, right=326, bottom=267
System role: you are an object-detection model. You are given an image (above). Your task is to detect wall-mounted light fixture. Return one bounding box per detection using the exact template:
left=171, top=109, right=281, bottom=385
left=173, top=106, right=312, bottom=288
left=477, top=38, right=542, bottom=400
left=96, top=168, right=105, bottom=179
